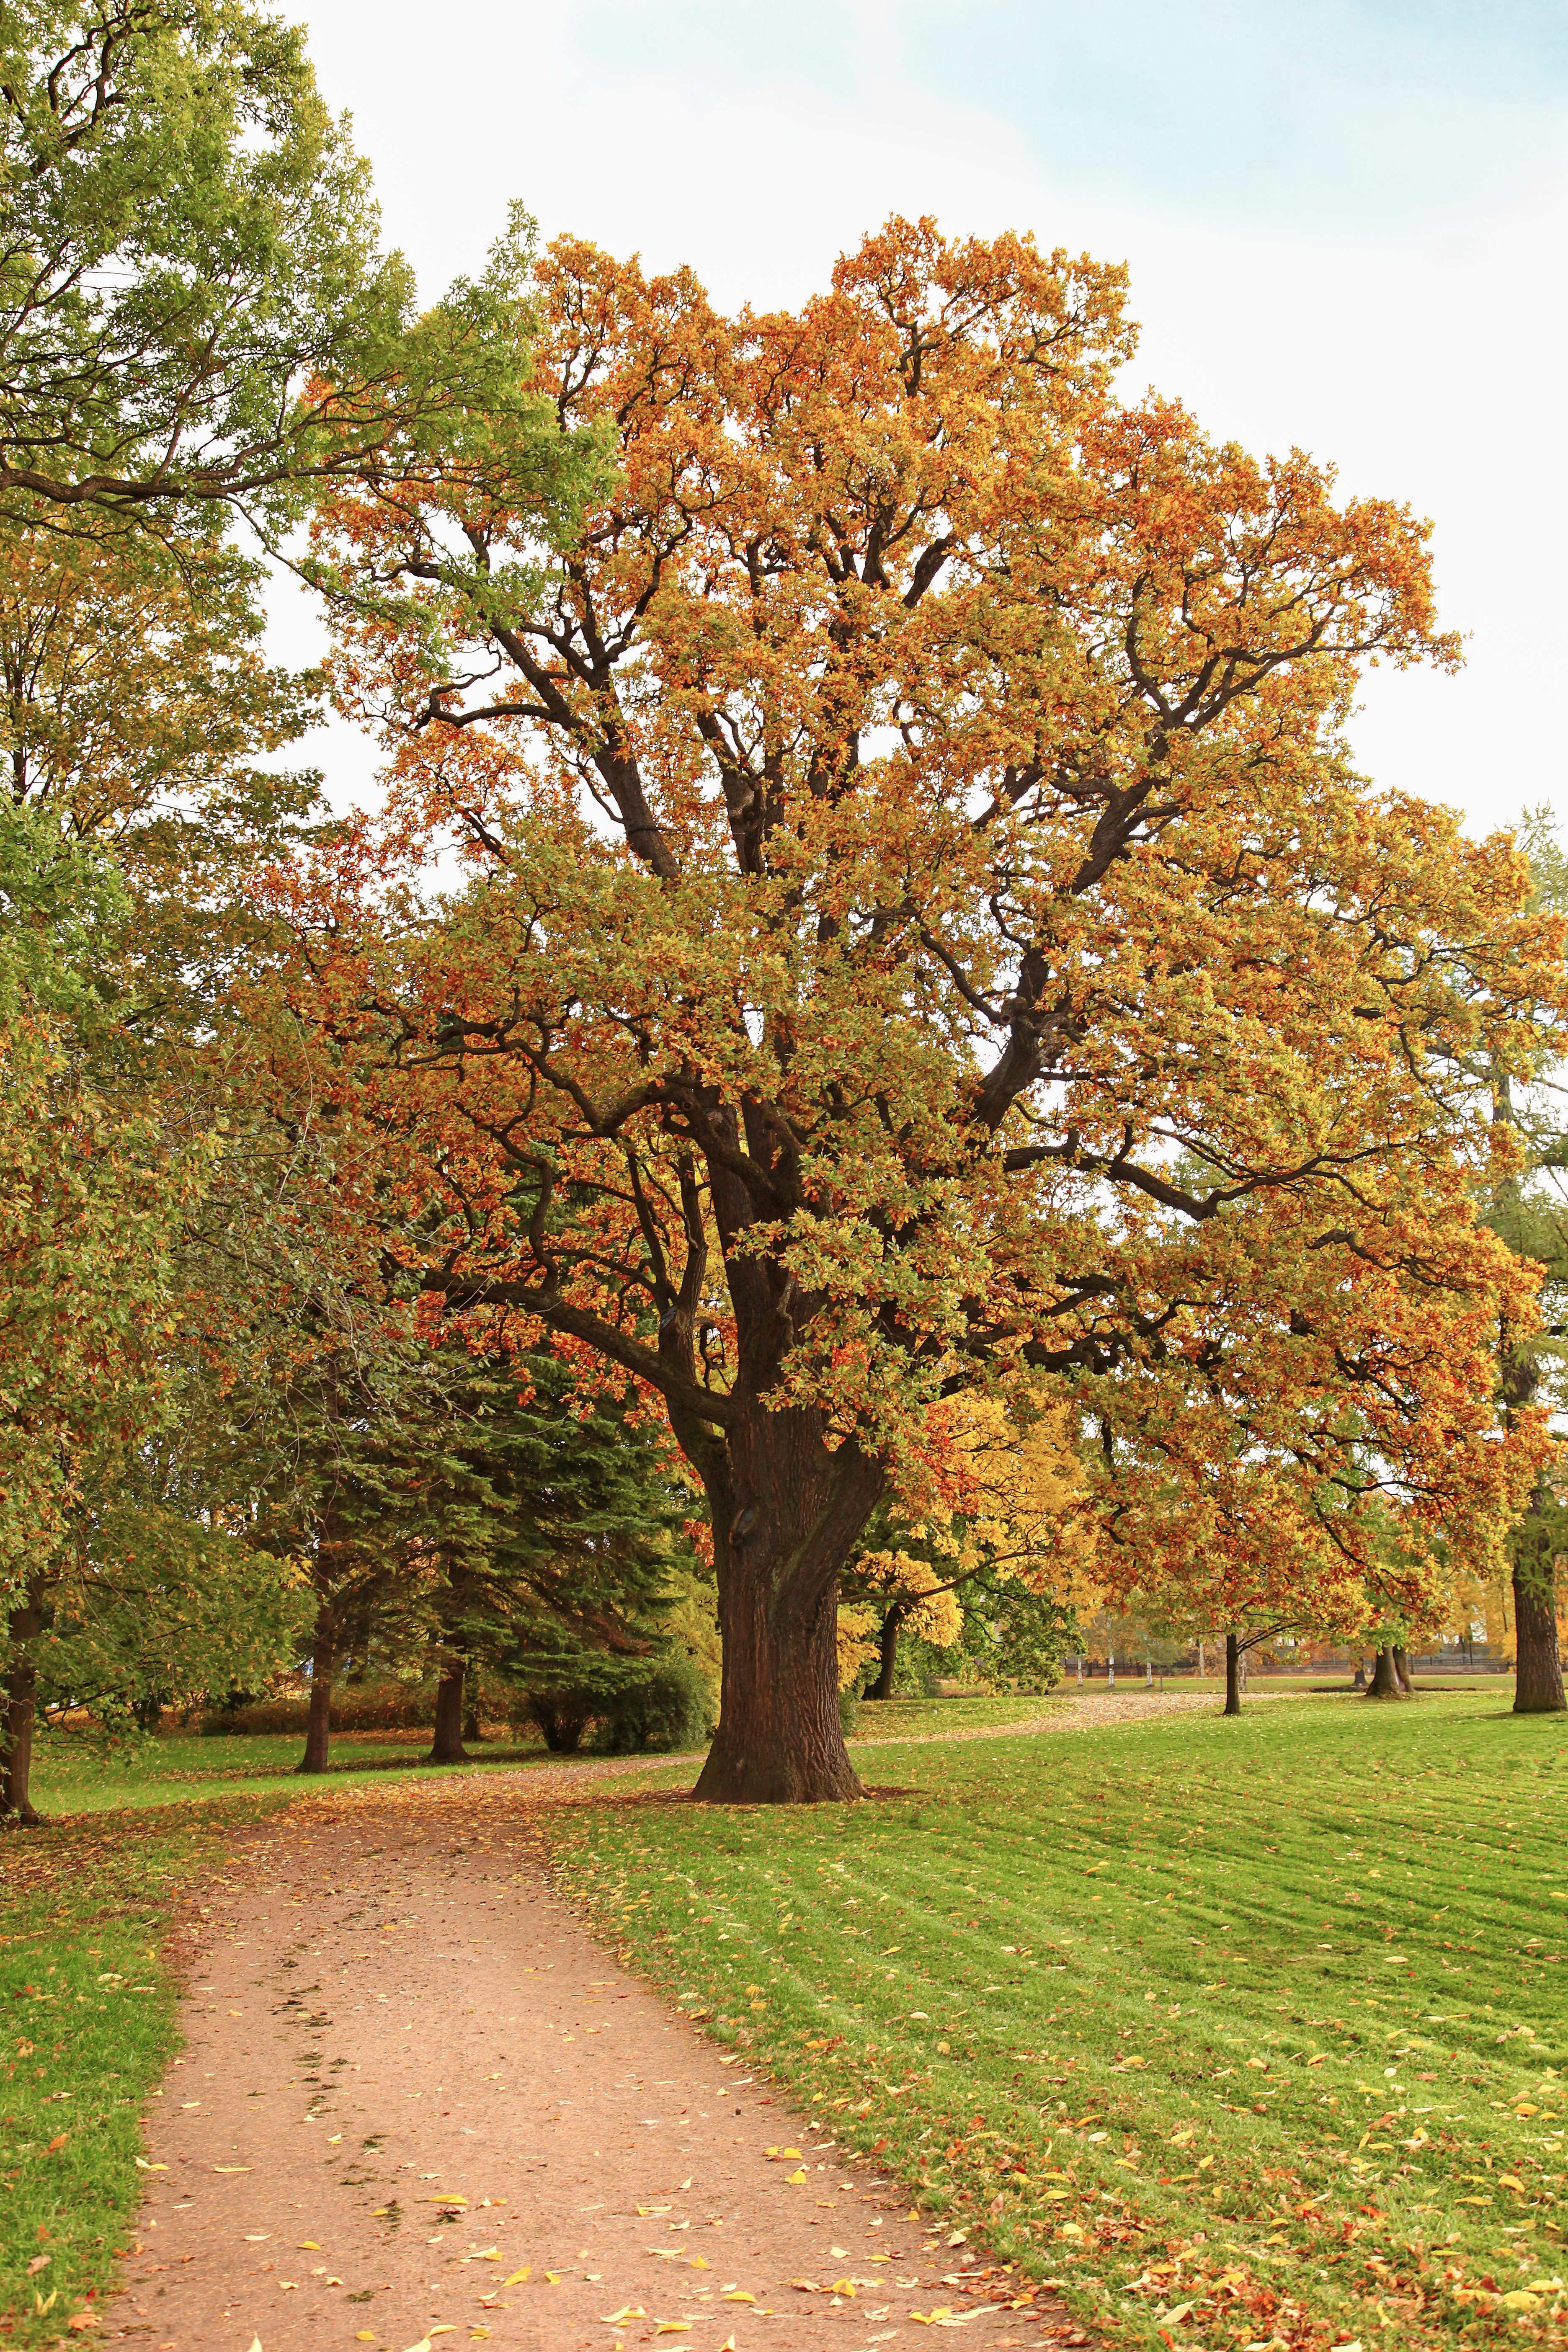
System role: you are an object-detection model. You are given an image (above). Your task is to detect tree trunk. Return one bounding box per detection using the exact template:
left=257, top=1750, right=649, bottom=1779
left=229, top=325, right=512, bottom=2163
left=691, top=1410, right=881, bottom=1804
left=462, top=1676, right=484, bottom=1744
left=297, top=1595, right=334, bottom=1772
left=870, top=1602, right=907, bottom=1702
left=1365, top=1645, right=1406, bottom=1699
left=1514, top=1521, right=1566, bottom=1714
left=1197, top=1638, right=1205, bottom=1679
left=1224, top=1632, right=1242, bottom=1717
left=1, top=1575, right=45, bottom=1824
left=1392, top=1645, right=1414, bottom=1694
left=429, top=1658, right=467, bottom=1762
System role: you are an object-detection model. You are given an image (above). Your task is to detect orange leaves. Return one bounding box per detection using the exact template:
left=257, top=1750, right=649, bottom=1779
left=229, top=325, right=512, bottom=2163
left=293, top=214, right=1562, bottom=1684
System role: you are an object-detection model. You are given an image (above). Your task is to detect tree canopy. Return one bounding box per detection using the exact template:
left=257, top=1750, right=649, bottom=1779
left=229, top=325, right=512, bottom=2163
left=280, top=218, right=1564, bottom=1800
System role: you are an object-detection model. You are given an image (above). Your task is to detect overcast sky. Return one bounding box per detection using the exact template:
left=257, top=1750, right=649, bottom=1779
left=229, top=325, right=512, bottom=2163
left=279, top=0, right=1568, bottom=844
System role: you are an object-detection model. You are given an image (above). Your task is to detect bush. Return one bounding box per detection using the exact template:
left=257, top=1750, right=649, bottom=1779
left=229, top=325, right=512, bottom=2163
left=199, top=1681, right=435, bottom=1736
left=599, top=1656, right=715, bottom=1754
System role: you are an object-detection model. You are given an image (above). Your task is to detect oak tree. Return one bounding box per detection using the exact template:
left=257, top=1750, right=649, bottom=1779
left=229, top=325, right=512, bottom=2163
left=302, top=219, right=1561, bottom=1801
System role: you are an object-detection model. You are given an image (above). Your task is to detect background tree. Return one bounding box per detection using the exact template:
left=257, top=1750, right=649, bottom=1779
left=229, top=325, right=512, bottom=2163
left=1488, top=810, right=1568, bottom=1715
left=843, top=1396, right=1092, bottom=1700
left=297, top=218, right=1561, bottom=1803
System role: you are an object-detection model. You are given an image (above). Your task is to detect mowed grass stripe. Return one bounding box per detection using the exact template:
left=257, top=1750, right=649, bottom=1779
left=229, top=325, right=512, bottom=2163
left=554, top=1694, right=1567, bottom=2352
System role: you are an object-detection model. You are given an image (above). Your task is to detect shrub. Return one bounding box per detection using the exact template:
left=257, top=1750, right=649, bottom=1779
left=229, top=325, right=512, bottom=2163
left=598, top=1656, right=715, bottom=1754
left=199, top=1681, right=435, bottom=1736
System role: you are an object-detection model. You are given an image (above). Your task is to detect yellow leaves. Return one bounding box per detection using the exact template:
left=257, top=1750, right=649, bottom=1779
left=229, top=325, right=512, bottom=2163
left=501, top=2267, right=530, bottom=2285
left=785, top=2168, right=809, bottom=2184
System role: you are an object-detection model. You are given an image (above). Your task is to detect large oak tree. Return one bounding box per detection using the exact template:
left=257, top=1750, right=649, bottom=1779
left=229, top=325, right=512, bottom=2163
left=299, top=219, right=1561, bottom=1801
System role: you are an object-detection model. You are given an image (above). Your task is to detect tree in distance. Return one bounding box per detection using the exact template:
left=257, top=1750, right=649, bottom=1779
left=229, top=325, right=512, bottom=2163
left=294, top=217, right=1563, bottom=1802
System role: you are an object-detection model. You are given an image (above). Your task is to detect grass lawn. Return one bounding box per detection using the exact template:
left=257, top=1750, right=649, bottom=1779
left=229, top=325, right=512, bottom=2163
left=0, top=1794, right=290, bottom=2346
left=24, top=1726, right=566, bottom=1815
left=551, top=1691, right=1568, bottom=2352
left=852, top=1692, right=1067, bottom=1741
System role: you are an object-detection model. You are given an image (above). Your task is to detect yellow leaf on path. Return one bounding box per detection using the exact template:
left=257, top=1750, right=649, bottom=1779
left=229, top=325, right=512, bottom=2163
left=785, top=2169, right=808, bottom=2184
left=417, top=2194, right=467, bottom=2205
left=297, top=2241, right=320, bottom=2251
left=502, top=2267, right=530, bottom=2285
left=134, top=2159, right=167, bottom=2171
left=356, top=2336, right=376, bottom=2343
left=213, top=2165, right=250, bottom=2174
left=600, top=2309, right=645, bottom=2326
left=721, top=2289, right=756, bottom=2302
left=544, top=2271, right=561, bottom=2283
left=687, top=2256, right=710, bottom=2269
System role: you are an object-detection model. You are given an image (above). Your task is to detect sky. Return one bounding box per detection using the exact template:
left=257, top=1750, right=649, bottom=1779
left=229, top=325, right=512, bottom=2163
left=279, top=0, right=1568, bottom=843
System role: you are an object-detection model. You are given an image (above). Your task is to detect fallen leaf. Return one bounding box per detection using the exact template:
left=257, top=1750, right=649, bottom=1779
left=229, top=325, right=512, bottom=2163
left=785, top=2169, right=808, bottom=2185
left=213, top=2165, right=251, bottom=2174
left=721, top=2289, right=757, bottom=2303
left=297, top=2241, right=321, bottom=2251
left=600, top=2309, right=646, bottom=2326
left=654, top=2324, right=695, bottom=2337
left=502, top=2267, right=530, bottom=2285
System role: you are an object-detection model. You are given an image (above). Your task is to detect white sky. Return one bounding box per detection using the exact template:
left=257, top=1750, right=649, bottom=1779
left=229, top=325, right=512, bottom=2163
left=278, top=0, right=1568, bottom=847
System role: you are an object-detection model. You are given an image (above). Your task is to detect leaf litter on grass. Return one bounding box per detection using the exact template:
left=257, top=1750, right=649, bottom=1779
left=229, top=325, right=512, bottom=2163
left=547, top=1692, right=1568, bottom=2352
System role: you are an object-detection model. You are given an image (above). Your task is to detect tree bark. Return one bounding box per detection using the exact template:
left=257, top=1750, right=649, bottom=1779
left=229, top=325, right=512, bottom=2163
left=870, top=1601, right=907, bottom=1702
left=1, top=1574, right=45, bottom=1823
left=1392, top=1645, right=1414, bottom=1694
left=462, top=1676, right=484, bottom=1744
left=429, top=1658, right=467, bottom=1762
left=297, top=1594, right=334, bottom=1772
left=1365, top=1645, right=1407, bottom=1699
left=691, top=1406, right=882, bottom=1804
left=1223, top=1632, right=1241, bottom=1717
left=1513, top=1514, right=1566, bottom=1714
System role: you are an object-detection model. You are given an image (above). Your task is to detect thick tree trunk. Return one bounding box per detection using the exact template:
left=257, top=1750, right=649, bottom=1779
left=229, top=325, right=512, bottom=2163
left=429, top=1658, right=467, bottom=1762
left=1, top=1576, right=45, bottom=1823
left=297, top=1596, right=334, bottom=1773
left=1514, top=1527, right=1566, bottom=1714
left=462, top=1678, right=484, bottom=1744
left=1392, top=1645, right=1414, bottom=1694
left=870, top=1602, right=907, bottom=1702
left=1365, top=1645, right=1407, bottom=1699
left=691, top=1410, right=882, bottom=1804
left=1223, top=1632, right=1241, bottom=1717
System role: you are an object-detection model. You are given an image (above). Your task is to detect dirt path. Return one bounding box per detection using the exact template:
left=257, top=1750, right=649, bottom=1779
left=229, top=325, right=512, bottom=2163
left=110, top=1768, right=1081, bottom=2352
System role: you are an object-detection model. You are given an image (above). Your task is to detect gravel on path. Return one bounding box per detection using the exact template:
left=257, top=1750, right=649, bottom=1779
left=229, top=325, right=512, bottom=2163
left=110, top=1767, right=1086, bottom=2352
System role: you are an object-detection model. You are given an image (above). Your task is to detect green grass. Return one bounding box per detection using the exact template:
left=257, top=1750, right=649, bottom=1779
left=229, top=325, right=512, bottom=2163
left=551, top=1692, right=1568, bottom=2352
left=0, top=1795, right=291, bottom=2345
left=852, top=1692, right=1067, bottom=1741
left=27, top=1728, right=564, bottom=1815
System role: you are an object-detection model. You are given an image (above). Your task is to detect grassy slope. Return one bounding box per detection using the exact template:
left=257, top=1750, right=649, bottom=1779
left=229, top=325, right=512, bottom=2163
left=552, top=1693, right=1568, bottom=2352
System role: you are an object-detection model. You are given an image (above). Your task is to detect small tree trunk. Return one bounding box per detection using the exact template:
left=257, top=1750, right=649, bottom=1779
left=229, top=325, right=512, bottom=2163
left=461, top=1675, right=484, bottom=1744
left=1197, top=1638, right=1205, bottom=1678
left=1514, top=1524, right=1566, bottom=1714
left=870, top=1602, right=907, bottom=1702
left=297, top=1596, right=334, bottom=1773
left=429, top=1658, right=467, bottom=1762
left=1224, top=1633, right=1242, bottom=1717
left=1392, top=1645, right=1414, bottom=1694
left=1365, top=1645, right=1406, bottom=1699
left=1, top=1575, right=45, bottom=1823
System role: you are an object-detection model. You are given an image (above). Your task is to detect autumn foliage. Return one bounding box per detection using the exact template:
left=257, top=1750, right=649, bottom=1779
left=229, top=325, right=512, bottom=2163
left=266, top=216, right=1565, bottom=1800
